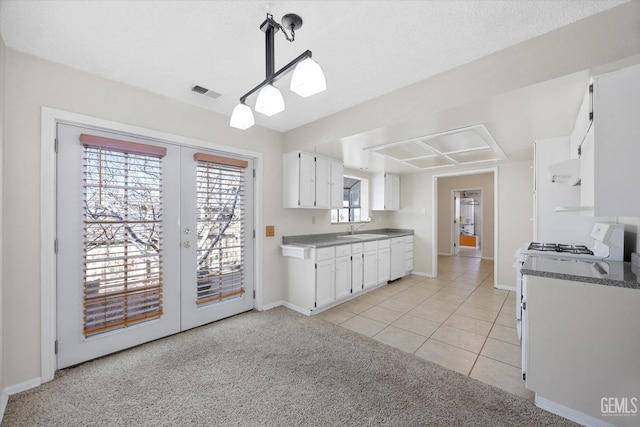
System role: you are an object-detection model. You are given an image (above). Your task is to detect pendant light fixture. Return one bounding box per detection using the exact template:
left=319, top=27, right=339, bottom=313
left=229, top=13, right=326, bottom=130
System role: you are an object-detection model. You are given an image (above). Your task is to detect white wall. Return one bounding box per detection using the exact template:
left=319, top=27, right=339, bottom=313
left=389, top=162, right=532, bottom=287
left=0, top=48, right=396, bottom=390
left=497, top=161, right=534, bottom=287
left=1, top=49, right=290, bottom=388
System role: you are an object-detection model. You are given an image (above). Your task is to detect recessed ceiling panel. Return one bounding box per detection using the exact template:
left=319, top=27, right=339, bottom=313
left=448, top=148, right=501, bottom=163
left=376, top=142, right=436, bottom=160
left=423, top=130, right=488, bottom=154
left=364, top=124, right=506, bottom=170
left=405, top=156, right=454, bottom=169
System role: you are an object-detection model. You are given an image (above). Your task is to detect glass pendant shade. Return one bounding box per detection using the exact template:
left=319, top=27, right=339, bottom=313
left=229, top=103, right=255, bottom=130
left=290, top=57, right=326, bottom=98
left=254, top=84, right=285, bottom=116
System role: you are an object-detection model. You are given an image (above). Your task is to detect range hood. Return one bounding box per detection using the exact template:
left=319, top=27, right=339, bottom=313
left=549, top=159, right=581, bottom=186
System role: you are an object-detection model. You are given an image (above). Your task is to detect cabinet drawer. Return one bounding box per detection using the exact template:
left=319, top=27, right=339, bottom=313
left=377, top=239, right=390, bottom=249
left=363, top=241, right=378, bottom=252
left=316, top=247, right=335, bottom=261
left=403, top=235, right=414, bottom=245
left=335, top=244, right=351, bottom=257
left=351, top=242, right=363, bottom=254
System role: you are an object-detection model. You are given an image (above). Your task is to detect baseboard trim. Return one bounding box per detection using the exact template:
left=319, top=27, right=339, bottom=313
left=261, top=300, right=284, bottom=311
left=0, top=389, right=7, bottom=425
left=495, top=284, right=516, bottom=292
left=1, top=377, right=42, bottom=423
left=410, top=271, right=434, bottom=278
left=280, top=302, right=311, bottom=316
left=481, top=256, right=494, bottom=261
left=535, top=395, right=615, bottom=427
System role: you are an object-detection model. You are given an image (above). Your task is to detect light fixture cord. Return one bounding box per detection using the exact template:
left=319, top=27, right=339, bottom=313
left=267, top=13, right=296, bottom=42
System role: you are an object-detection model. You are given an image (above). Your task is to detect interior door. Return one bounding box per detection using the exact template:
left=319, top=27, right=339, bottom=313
left=56, top=124, right=254, bottom=368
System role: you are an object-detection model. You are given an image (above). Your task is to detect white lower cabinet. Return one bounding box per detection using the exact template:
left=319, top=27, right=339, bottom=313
left=390, top=237, right=405, bottom=280
left=334, top=245, right=352, bottom=300
left=315, top=248, right=335, bottom=308
left=284, top=235, right=412, bottom=313
left=351, top=243, right=364, bottom=294
left=363, top=241, right=379, bottom=289
left=523, top=275, right=640, bottom=426
left=377, top=240, right=391, bottom=284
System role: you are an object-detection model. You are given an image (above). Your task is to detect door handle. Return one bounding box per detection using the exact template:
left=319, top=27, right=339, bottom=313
left=183, top=241, right=191, bottom=248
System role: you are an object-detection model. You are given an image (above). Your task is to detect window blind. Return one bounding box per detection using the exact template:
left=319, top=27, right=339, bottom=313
left=194, top=154, right=246, bottom=305
left=82, top=139, right=164, bottom=337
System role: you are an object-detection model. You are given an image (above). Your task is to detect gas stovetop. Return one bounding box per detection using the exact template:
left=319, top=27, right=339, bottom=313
left=527, top=242, right=594, bottom=255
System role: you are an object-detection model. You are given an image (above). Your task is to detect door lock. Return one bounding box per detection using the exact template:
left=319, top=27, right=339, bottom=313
left=183, top=241, right=191, bottom=248
left=184, top=228, right=191, bottom=234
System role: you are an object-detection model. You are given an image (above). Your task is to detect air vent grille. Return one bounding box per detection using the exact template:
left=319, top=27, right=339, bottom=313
left=191, top=85, right=222, bottom=99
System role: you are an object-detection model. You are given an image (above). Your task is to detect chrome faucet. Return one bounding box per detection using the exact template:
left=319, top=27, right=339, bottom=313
left=349, top=223, right=367, bottom=235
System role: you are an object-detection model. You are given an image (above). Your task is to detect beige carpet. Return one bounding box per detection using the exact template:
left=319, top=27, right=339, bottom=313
left=2, top=307, right=576, bottom=426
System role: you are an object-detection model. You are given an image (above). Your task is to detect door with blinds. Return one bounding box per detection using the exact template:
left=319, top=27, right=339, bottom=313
left=56, top=124, right=254, bottom=368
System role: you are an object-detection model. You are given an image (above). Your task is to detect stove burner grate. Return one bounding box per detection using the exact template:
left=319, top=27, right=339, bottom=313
left=528, top=242, right=594, bottom=255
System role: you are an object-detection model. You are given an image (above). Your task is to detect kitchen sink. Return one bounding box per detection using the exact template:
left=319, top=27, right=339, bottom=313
left=337, top=233, right=388, bottom=240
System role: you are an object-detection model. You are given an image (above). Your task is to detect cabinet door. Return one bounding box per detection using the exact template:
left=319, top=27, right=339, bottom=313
left=315, top=259, right=335, bottom=308
left=330, top=160, right=344, bottom=209
left=521, top=274, right=528, bottom=384
left=390, top=238, right=405, bottom=280
left=335, top=255, right=351, bottom=300
left=314, top=156, right=331, bottom=208
left=579, top=127, right=595, bottom=209
left=299, top=152, right=316, bottom=208
left=363, top=251, right=378, bottom=289
left=388, top=174, right=400, bottom=210
left=377, top=247, right=391, bottom=284
left=351, top=254, right=363, bottom=294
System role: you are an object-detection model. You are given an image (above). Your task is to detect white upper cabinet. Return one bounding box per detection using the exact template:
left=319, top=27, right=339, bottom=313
left=371, top=173, right=400, bottom=211
left=578, top=64, right=640, bottom=216
left=283, top=151, right=344, bottom=209
left=330, top=160, right=344, bottom=209
left=569, top=84, right=592, bottom=159
left=314, top=155, right=331, bottom=209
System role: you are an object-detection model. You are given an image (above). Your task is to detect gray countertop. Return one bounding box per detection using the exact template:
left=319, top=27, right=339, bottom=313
left=282, top=228, right=413, bottom=248
left=521, top=255, right=640, bottom=290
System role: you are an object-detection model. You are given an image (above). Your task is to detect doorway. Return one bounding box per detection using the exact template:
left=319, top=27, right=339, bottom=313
left=432, top=169, right=497, bottom=283
left=56, top=123, right=255, bottom=368
left=453, top=189, right=482, bottom=258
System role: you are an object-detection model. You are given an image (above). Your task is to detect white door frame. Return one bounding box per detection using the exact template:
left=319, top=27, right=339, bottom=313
left=431, top=167, right=498, bottom=287
left=40, top=107, right=264, bottom=382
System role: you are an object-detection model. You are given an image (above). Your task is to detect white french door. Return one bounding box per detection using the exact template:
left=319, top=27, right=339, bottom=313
left=56, top=123, right=254, bottom=368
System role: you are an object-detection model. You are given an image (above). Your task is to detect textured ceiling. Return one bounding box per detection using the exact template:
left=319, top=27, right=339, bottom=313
left=0, top=0, right=626, bottom=133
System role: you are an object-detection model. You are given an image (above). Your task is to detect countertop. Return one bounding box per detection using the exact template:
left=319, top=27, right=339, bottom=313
left=521, top=255, right=640, bottom=290
left=282, top=228, right=413, bottom=248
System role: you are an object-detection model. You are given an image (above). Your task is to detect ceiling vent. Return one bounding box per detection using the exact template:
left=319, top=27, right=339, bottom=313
left=191, top=85, right=222, bottom=99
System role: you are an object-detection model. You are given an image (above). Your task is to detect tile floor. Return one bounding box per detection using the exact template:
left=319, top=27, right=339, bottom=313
left=317, top=253, right=533, bottom=400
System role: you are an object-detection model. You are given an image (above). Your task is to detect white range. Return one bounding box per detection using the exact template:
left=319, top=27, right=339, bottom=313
left=513, top=222, right=624, bottom=339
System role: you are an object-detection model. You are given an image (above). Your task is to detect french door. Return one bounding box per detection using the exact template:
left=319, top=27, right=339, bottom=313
left=56, top=123, right=254, bottom=368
